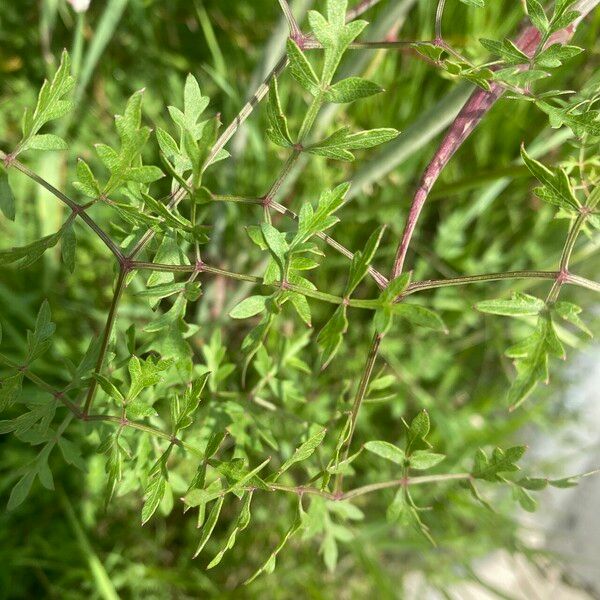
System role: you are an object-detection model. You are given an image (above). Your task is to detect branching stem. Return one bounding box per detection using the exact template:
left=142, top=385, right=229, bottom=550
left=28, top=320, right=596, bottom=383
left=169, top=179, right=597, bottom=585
left=0, top=150, right=124, bottom=261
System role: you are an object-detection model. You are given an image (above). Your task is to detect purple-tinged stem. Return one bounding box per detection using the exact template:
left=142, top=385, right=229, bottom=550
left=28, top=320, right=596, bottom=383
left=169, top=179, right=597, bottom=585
left=390, top=1, right=599, bottom=279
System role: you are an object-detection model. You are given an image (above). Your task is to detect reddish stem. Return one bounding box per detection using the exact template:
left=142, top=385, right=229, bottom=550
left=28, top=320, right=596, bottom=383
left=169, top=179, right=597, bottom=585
left=390, top=12, right=592, bottom=279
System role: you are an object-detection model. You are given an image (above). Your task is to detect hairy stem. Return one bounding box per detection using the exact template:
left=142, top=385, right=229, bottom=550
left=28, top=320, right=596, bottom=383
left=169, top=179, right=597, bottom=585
left=401, top=270, right=561, bottom=297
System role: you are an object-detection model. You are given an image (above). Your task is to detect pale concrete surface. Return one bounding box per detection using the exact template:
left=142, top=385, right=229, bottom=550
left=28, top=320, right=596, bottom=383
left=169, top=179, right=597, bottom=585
left=404, top=345, right=600, bottom=600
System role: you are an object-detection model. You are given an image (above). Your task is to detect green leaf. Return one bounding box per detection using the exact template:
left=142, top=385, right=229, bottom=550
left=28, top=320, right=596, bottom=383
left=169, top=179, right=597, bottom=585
left=0, top=372, right=24, bottom=411
left=156, top=127, right=180, bottom=159
left=293, top=183, right=349, bottom=246
left=141, top=474, right=166, bottom=525
left=553, top=301, right=592, bottom=337
left=27, top=134, right=68, bottom=151
left=517, top=477, right=549, bottom=491
left=289, top=292, right=311, bottom=327
left=73, top=159, right=101, bottom=198
left=19, top=50, right=74, bottom=152
left=373, top=305, right=393, bottom=335
left=0, top=165, right=16, bottom=220
left=345, top=127, right=400, bottom=150
left=476, top=292, right=546, bottom=317
left=520, top=145, right=580, bottom=212
left=324, top=77, right=383, bottom=103
left=58, top=437, right=87, bottom=471
left=127, top=165, right=164, bottom=184
left=307, top=127, right=399, bottom=161
left=183, top=73, right=209, bottom=127
left=193, top=496, right=225, bottom=558
left=406, top=410, right=431, bottom=454
left=25, top=299, right=56, bottom=363
left=137, top=281, right=189, bottom=301
left=494, top=67, right=549, bottom=88
left=535, top=101, right=600, bottom=138
left=535, top=44, right=582, bottom=68
left=229, top=295, right=268, bottom=319
left=94, top=374, right=124, bottom=403
left=7, top=471, right=36, bottom=510
left=245, top=505, right=303, bottom=584
left=0, top=228, right=63, bottom=268
left=344, top=226, right=385, bottom=296
left=61, top=221, right=77, bottom=272
left=286, top=39, right=319, bottom=95
left=409, top=451, right=445, bottom=470
left=460, top=0, right=485, bottom=6
left=472, top=446, right=526, bottom=481
left=364, top=440, right=405, bottom=464
left=374, top=274, right=421, bottom=335
left=171, top=373, right=209, bottom=434
left=224, top=457, right=270, bottom=494
left=100, top=89, right=159, bottom=194
left=526, top=0, right=549, bottom=33
left=549, top=0, right=579, bottom=33
left=207, top=492, right=253, bottom=569
left=308, top=1, right=368, bottom=84
left=381, top=273, right=411, bottom=304
left=480, top=38, right=529, bottom=65
left=387, top=488, right=410, bottom=523
left=266, top=77, right=293, bottom=148
left=506, top=314, right=564, bottom=409
left=317, top=306, right=348, bottom=370
left=514, top=486, right=537, bottom=512
left=99, top=432, right=128, bottom=506
left=127, top=355, right=173, bottom=403
left=260, top=223, right=289, bottom=276
left=391, top=303, right=447, bottom=333
left=274, top=428, right=327, bottom=480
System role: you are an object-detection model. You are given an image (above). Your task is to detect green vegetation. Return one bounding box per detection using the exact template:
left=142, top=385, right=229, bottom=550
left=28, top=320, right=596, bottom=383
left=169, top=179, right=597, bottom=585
left=1, top=0, right=599, bottom=597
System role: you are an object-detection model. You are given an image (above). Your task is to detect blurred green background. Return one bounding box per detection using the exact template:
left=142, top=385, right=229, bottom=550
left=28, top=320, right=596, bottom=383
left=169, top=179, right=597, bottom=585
left=1, top=0, right=600, bottom=597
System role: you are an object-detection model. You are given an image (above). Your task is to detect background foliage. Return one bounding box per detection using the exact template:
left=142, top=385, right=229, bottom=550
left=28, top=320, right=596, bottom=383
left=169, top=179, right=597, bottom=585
left=1, top=0, right=599, bottom=597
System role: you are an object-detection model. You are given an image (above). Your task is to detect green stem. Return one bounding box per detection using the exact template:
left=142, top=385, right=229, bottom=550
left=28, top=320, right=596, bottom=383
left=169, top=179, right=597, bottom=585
left=335, top=332, right=383, bottom=493
left=133, top=261, right=600, bottom=309
left=212, top=194, right=263, bottom=205
left=264, top=148, right=301, bottom=204
left=342, top=472, right=471, bottom=500
left=84, top=414, right=202, bottom=456
left=71, top=12, right=86, bottom=81
left=0, top=352, right=83, bottom=416
left=402, top=270, right=560, bottom=297
left=131, top=260, right=381, bottom=308
left=267, top=471, right=471, bottom=500
left=547, top=212, right=589, bottom=303
left=0, top=150, right=124, bottom=261
left=298, top=91, right=324, bottom=143
left=566, top=273, right=600, bottom=293
left=82, top=267, right=127, bottom=416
